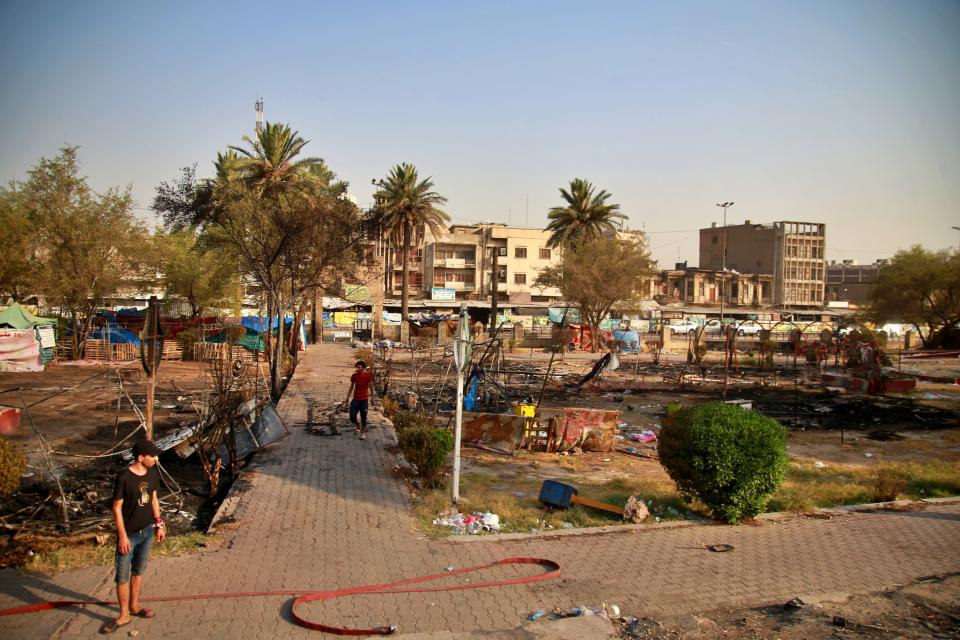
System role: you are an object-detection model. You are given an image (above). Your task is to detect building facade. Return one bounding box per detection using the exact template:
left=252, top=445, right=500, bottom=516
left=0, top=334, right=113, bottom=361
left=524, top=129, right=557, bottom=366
left=825, top=259, right=885, bottom=305
left=700, top=220, right=826, bottom=308
left=376, top=223, right=566, bottom=305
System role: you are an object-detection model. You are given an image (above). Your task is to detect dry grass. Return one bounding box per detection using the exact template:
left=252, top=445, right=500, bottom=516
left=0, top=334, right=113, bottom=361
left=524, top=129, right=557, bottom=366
left=415, top=455, right=960, bottom=535
left=413, top=471, right=696, bottom=537
left=24, top=531, right=217, bottom=574
left=768, top=457, right=960, bottom=512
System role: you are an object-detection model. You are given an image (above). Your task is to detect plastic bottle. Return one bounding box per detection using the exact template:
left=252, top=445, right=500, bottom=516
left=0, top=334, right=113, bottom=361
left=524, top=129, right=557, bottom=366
left=528, top=610, right=544, bottom=621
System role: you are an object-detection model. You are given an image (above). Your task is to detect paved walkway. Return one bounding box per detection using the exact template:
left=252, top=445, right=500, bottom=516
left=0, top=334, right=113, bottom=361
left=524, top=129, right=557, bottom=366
left=2, top=343, right=960, bottom=638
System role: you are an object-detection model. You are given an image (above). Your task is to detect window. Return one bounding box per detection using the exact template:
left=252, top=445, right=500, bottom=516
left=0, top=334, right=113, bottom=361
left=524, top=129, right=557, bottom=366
left=514, top=273, right=527, bottom=284
left=515, top=247, right=527, bottom=258
left=539, top=248, right=551, bottom=260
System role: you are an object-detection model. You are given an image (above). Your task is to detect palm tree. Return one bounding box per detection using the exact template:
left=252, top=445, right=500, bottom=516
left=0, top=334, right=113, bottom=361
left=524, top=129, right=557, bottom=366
left=372, top=164, right=449, bottom=323
left=229, top=122, right=327, bottom=195
left=545, top=178, right=626, bottom=249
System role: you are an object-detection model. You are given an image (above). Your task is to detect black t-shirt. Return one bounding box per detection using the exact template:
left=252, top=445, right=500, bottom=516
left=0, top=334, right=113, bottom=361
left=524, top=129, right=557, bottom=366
left=112, top=466, right=160, bottom=533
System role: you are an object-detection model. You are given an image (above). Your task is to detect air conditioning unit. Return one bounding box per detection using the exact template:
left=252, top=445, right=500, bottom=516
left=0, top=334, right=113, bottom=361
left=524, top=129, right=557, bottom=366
left=498, top=247, right=508, bottom=256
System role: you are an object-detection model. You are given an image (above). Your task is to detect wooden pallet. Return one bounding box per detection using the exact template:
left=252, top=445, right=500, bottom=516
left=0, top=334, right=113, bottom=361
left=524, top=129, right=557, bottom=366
left=162, top=339, right=183, bottom=361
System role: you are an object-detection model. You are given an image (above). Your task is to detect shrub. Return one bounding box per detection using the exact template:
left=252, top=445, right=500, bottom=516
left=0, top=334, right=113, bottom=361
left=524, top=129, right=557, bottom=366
left=380, top=395, right=400, bottom=420
left=391, top=409, right=432, bottom=433
left=398, top=427, right=454, bottom=488
left=872, top=463, right=909, bottom=502
left=658, top=402, right=788, bottom=523
left=0, top=438, right=27, bottom=497
left=353, top=348, right=375, bottom=371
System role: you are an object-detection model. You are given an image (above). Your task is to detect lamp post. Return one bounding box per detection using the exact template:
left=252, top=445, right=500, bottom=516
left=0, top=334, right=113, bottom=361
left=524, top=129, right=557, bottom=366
left=715, top=202, right=734, bottom=324
left=716, top=202, right=734, bottom=401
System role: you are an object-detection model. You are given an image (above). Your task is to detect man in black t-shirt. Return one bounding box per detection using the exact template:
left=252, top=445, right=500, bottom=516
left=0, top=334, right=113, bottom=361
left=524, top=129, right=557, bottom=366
left=102, top=439, right=166, bottom=634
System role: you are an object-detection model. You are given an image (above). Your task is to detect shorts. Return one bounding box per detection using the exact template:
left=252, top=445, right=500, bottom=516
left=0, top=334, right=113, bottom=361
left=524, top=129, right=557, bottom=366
left=115, top=526, right=154, bottom=584
left=349, top=399, right=368, bottom=428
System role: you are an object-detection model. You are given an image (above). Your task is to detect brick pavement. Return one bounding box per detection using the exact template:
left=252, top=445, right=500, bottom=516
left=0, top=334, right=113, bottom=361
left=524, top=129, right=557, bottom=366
left=2, top=343, right=960, bottom=639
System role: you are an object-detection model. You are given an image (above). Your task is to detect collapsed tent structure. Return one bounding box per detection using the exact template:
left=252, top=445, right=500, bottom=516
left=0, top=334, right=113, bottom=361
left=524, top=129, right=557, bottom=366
left=0, top=303, right=58, bottom=370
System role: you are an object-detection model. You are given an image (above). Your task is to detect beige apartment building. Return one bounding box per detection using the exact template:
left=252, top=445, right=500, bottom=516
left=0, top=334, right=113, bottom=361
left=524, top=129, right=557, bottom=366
left=378, top=223, right=564, bottom=305
left=699, top=220, right=826, bottom=308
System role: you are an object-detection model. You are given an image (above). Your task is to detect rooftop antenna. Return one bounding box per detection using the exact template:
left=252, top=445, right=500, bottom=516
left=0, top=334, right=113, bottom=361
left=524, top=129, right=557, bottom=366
left=255, top=97, right=264, bottom=133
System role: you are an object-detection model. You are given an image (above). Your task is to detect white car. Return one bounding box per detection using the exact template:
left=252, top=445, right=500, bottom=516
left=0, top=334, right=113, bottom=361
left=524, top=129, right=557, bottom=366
left=734, top=321, right=763, bottom=336
left=666, top=319, right=700, bottom=335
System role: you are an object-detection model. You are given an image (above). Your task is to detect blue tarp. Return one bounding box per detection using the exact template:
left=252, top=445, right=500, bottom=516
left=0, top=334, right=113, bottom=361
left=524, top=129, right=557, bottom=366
left=90, top=326, right=141, bottom=346
left=463, top=371, right=480, bottom=411
left=613, top=329, right=640, bottom=353
left=241, top=316, right=297, bottom=333
left=548, top=307, right=580, bottom=324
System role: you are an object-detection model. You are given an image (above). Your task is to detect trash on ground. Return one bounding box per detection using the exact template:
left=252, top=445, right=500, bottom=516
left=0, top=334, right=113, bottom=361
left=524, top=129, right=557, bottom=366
left=432, top=511, right=501, bottom=534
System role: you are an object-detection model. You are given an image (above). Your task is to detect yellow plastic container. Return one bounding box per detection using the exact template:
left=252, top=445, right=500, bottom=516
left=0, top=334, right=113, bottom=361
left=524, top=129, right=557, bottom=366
left=513, top=402, right=536, bottom=418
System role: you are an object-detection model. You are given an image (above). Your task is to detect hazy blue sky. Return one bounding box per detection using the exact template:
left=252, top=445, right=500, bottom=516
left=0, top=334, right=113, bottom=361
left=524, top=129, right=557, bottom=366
left=2, top=1, right=958, bottom=267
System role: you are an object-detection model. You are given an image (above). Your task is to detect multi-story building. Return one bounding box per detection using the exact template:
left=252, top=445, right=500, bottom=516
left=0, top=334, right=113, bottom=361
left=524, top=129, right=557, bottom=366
left=699, top=220, right=826, bottom=308
left=377, top=223, right=566, bottom=305
left=476, top=225, right=562, bottom=304
left=825, top=259, right=885, bottom=305
left=652, top=263, right=774, bottom=307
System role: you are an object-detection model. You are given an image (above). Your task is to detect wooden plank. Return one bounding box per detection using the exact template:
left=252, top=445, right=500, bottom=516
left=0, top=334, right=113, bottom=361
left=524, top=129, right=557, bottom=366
left=570, top=495, right=624, bottom=515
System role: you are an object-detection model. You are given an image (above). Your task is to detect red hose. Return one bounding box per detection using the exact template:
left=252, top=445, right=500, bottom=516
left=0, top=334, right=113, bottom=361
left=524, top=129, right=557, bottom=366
left=0, top=556, right=560, bottom=635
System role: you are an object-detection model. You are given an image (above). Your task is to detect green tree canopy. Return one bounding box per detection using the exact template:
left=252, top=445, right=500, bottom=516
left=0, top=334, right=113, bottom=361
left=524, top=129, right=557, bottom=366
left=535, top=236, right=654, bottom=351
left=545, top=178, right=626, bottom=249
left=229, top=121, right=329, bottom=196
left=193, top=122, right=364, bottom=398
left=0, top=184, right=34, bottom=302
left=152, top=228, right=239, bottom=318
left=869, top=245, right=960, bottom=348
left=19, top=146, right=145, bottom=357
left=372, top=163, right=449, bottom=321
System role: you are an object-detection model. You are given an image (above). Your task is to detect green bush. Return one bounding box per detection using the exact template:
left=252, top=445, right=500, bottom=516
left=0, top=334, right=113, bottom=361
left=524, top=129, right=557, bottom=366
left=0, top=438, right=27, bottom=497
left=398, top=427, right=454, bottom=488
left=658, top=402, right=788, bottom=523
left=391, top=409, right=432, bottom=434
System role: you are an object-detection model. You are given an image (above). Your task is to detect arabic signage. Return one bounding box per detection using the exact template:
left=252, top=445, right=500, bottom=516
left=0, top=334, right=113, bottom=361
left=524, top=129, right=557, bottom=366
left=431, top=287, right=456, bottom=301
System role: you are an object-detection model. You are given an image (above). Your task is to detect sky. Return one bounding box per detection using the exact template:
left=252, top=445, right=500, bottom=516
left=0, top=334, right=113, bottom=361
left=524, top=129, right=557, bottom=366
left=1, top=1, right=958, bottom=268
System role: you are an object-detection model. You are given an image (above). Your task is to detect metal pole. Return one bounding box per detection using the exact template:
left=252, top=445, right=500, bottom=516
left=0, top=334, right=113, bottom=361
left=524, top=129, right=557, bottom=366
left=452, top=359, right=464, bottom=504
left=452, top=303, right=470, bottom=506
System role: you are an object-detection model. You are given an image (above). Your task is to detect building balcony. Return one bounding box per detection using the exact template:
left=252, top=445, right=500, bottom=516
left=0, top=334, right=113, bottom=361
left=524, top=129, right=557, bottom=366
left=433, top=282, right=476, bottom=291
left=434, top=258, right=476, bottom=268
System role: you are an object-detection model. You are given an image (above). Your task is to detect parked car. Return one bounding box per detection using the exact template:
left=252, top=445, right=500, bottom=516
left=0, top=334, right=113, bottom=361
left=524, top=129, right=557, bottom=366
left=666, top=319, right=700, bottom=335
left=702, top=319, right=728, bottom=335
left=734, top=321, right=763, bottom=336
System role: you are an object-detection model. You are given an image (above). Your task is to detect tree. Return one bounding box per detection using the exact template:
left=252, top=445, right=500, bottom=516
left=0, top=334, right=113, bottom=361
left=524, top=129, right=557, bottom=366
left=152, top=228, right=239, bottom=318
left=545, top=178, right=626, bottom=249
left=0, top=184, right=34, bottom=302
left=229, top=122, right=328, bottom=196
left=535, top=237, right=654, bottom=351
left=869, top=246, right=960, bottom=348
left=372, top=164, right=449, bottom=323
left=21, top=147, right=145, bottom=358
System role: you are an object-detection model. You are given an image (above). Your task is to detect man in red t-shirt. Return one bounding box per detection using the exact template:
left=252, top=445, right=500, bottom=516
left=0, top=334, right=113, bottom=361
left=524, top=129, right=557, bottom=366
left=345, top=360, right=375, bottom=440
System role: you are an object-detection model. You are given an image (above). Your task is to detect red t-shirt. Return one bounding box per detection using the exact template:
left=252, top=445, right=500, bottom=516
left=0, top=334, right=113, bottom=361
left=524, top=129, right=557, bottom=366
left=350, top=370, right=373, bottom=400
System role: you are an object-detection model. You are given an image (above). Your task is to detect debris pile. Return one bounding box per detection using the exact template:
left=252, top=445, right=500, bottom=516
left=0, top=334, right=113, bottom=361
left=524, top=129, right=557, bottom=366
left=432, top=511, right=501, bottom=534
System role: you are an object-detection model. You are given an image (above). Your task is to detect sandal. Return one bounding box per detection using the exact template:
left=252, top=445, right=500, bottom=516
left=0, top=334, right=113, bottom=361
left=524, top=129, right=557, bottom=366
left=132, top=608, right=155, bottom=618
left=100, top=619, right=130, bottom=634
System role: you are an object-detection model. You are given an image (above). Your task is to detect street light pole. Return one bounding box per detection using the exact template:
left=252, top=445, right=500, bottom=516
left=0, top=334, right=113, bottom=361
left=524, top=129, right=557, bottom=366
left=716, top=202, right=734, bottom=401
left=715, top=202, right=734, bottom=324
